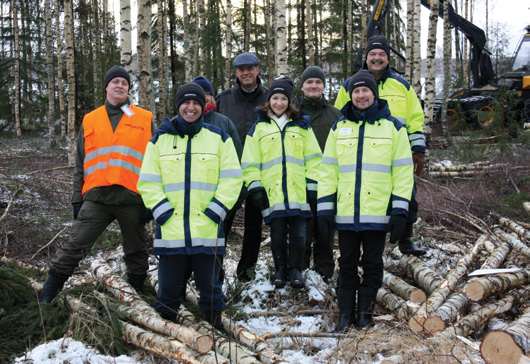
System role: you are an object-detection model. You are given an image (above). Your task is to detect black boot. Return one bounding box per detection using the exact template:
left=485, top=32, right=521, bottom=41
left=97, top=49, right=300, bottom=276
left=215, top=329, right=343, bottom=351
left=398, top=223, right=426, bottom=256
left=288, top=244, right=305, bottom=288
left=39, top=269, right=70, bottom=303
left=336, top=290, right=356, bottom=332
left=271, top=245, right=288, bottom=288
left=127, top=273, right=147, bottom=292
left=204, top=310, right=224, bottom=332
left=357, top=287, right=378, bottom=329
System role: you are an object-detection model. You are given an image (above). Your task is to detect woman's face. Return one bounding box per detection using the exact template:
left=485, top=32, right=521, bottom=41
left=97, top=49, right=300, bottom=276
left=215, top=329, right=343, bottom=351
left=270, top=94, right=289, bottom=117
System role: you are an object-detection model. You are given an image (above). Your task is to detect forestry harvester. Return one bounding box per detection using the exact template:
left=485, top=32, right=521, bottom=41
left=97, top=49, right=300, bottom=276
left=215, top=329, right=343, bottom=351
left=358, top=0, right=530, bottom=130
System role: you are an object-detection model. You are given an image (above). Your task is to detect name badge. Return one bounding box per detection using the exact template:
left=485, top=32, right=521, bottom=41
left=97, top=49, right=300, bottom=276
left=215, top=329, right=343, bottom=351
left=339, top=127, right=352, bottom=136
left=121, top=104, right=135, bottom=117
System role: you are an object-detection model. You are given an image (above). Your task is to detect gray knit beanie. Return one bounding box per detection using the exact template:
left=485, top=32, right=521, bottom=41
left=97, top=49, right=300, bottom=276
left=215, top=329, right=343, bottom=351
left=301, top=66, right=326, bottom=86
left=104, top=65, right=131, bottom=89
left=348, top=70, right=379, bottom=98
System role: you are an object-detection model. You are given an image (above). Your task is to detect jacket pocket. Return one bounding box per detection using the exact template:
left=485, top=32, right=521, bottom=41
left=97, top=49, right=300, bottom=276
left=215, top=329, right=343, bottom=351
left=195, top=154, right=219, bottom=183
left=84, top=128, right=96, bottom=151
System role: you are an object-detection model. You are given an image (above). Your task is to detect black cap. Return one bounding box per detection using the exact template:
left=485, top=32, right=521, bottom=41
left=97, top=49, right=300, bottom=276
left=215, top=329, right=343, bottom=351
left=175, top=83, right=206, bottom=112
left=365, top=34, right=391, bottom=59
left=348, top=70, right=378, bottom=98
left=104, top=65, right=131, bottom=89
left=267, top=75, right=294, bottom=103
left=301, top=66, right=326, bottom=86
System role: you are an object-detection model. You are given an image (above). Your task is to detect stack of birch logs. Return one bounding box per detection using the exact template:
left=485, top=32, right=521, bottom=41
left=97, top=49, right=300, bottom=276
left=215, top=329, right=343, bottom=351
left=379, top=217, right=529, bottom=364
left=428, top=161, right=508, bottom=178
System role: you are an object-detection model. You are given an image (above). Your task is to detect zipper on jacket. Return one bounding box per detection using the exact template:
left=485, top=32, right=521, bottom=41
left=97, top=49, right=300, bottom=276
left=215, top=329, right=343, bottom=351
left=184, top=135, right=193, bottom=251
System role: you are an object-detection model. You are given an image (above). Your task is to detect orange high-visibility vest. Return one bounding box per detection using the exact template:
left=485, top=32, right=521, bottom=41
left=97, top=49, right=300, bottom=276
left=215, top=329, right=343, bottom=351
left=82, top=105, right=152, bottom=195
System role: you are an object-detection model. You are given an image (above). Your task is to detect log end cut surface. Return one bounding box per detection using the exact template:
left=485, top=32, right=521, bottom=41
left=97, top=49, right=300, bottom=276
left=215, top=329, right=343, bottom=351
left=465, top=281, right=486, bottom=301
left=410, top=289, right=427, bottom=304
left=423, top=314, right=446, bottom=335
left=481, top=331, right=525, bottom=364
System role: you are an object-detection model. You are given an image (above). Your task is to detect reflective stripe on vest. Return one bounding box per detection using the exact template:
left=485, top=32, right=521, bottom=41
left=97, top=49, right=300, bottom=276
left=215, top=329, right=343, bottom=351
left=82, top=105, right=152, bottom=195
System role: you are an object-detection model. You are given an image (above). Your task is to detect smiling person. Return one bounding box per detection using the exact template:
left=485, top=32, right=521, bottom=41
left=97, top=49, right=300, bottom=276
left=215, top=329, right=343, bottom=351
left=241, top=76, right=322, bottom=289
left=39, top=65, right=155, bottom=304
left=294, top=66, right=342, bottom=281
left=318, top=70, right=414, bottom=330
left=334, top=34, right=427, bottom=257
left=137, top=83, right=242, bottom=330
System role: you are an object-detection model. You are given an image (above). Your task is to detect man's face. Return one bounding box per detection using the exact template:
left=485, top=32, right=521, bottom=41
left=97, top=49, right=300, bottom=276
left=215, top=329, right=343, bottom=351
left=301, top=78, right=325, bottom=100
left=179, top=100, right=203, bottom=123
left=366, top=49, right=389, bottom=76
left=235, top=65, right=259, bottom=90
left=105, top=77, right=129, bottom=106
left=351, top=86, right=375, bottom=111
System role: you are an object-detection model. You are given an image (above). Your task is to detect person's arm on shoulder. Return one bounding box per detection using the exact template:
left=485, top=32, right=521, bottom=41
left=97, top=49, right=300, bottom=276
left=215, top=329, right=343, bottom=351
left=333, top=79, right=351, bottom=110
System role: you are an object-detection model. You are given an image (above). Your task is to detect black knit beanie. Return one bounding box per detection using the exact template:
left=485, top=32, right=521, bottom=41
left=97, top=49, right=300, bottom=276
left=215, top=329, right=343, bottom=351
left=104, top=65, right=131, bottom=89
left=365, top=34, right=391, bottom=59
left=175, top=83, right=206, bottom=112
left=267, top=76, right=294, bottom=103
left=301, top=66, right=326, bottom=86
left=348, top=70, right=379, bottom=98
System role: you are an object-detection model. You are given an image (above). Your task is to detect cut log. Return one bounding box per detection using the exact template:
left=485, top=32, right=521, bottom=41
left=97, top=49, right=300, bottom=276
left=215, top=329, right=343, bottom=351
left=376, top=287, right=415, bottom=322
left=383, top=270, right=426, bottom=304
left=423, top=292, right=471, bottom=335
left=495, top=229, right=530, bottom=258
left=480, top=239, right=512, bottom=271
left=397, top=255, right=444, bottom=295
left=464, top=269, right=529, bottom=301
left=409, top=236, right=485, bottom=333
left=89, top=259, right=212, bottom=354
left=440, top=285, right=530, bottom=338
left=480, top=311, right=530, bottom=364
left=499, top=217, right=530, bottom=241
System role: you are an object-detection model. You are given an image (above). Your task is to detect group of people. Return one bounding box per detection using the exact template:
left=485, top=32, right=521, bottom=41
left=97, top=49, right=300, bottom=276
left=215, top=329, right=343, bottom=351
left=39, top=34, right=427, bottom=332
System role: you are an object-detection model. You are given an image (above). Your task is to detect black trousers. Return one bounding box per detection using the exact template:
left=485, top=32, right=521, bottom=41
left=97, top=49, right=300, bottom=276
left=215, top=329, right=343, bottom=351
left=236, top=196, right=264, bottom=279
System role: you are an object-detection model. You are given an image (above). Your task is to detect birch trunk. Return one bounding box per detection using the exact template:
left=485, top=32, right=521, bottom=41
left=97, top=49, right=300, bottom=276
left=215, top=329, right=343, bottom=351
left=346, top=0, right=352, bottom=75
left=13, top=0, right=21, bottom=137
left=244, top=0, right=250, bottom=52
left=481, top=310, right=530, bottom=363
left=397, top=254, right=444, bottom=295
left=64, top=0, right=76, bottom=164
left=265, top=0, right=273, bottom=84
left=377, top=287, right=415, bottom=322
left=423, top=0, right=439, bottom=139
left=275, top=0, right=288, bottom=76
left=306, top=0, right=314, bottom=65
left=196, top=0, right=205, bottom=73
left=361, top=0, right=367, bottom=58
left=440, top=285, right=530, bottom=338
left=464, top=270, right=530, bottom=302
left=440, top=0, right=454, bottom=146
left=137, top=0, right=152, bottom=109
left=182, top=0, right=191, bottom=81
left=405, top=0, right=414, bottom=82
left=157, top=0, right=168, bottom=123
left=495, top=229, right=530, bottom=258
left=383, top=270, right=426, bottom=304
left=120, top=0, right=133, bottom=74
left=423, top=291, right=470, bottom=335
left=463, top=0, right=469, bottom=87
left=499, top=217, right=530, bottom=241
left=224, top=0, right=232, bottom=89
left=412, top=0, right=422, bottom=95
left=45, top=0, right=56, bottom=146
left=409, top=236, right=484, bottom=333
left=54, top=0, right=66, bottom=139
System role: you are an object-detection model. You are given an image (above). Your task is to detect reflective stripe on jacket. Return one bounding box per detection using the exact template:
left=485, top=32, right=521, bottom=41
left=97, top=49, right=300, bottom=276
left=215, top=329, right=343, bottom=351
left=137, top=116, right=243, bottom=255
left=82, top=105, right=152, bottom=195
left=241, top=110, right=322, bottom=224
left=317, top=99, right=414, bottom=232
left=334, top=67, right=426, bottom=153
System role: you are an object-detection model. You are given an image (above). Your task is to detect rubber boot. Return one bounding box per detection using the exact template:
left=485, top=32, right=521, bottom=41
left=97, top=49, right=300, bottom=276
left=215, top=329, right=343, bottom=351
left=39, top=269, right=70, bottom=303
left=271, top=245, right=288, bottom=288
left=398, top=223, right=426, bottom=256
left=336, top=290, right=356, bottom=332
left=357, top=287, right=378, bottom=329
left=288, top=245, right=305, bottom=288
left=204, top=310, right=224, bottom=332
left=127, top=273, right=147, bottom=292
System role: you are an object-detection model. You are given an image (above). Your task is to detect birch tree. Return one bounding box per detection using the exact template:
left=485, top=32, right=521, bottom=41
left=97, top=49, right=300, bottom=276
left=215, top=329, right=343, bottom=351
left=265, top=0, right=273, bottom=84
left=157, top=0, right=168, bottom=123
left=55, top=0, right=66, bottom=139
left=13, top=0, right=21, bottom=137
left=182, top=0, right=191, bottom=81
left=423, top=0, right=439, bottom=138
left=120, top=0, right=133, bottom=74
left=275, top=0, right=287, bottom=76
left=306, top=0, right=314, bottom=65
left=137, top=0, right=152, bottom=110
left=405, top=0, right=414, bottom=82
left=463, top=0, right=469, bottom=87
left=412, top=0, right=422, bottom=95
left=440, top=0, right=454, bottom=146
left=92, top=0, right=102, bottom=106
left=45, top=0, right=56, bottom=146
left=244, top=0, right=250, bottom=52
left=224, top=0, right=232, bottom=89
left=64, top=0, right=76, bottom=163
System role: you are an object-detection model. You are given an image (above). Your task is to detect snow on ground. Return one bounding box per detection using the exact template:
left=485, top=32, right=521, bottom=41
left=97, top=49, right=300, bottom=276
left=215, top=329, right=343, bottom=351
left=14, top=338, right=145, bottom=364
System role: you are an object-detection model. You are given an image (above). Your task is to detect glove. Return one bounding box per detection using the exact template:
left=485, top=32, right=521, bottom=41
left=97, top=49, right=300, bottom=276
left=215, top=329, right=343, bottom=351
left=318, top=215, right=335, bottom=240
left=139, top=205, right=154, bottom=224
left=388, top=214, right=407, bottom=244
left=413, top=152, right=425, bottom=176
left=249, top=187, right=269, bottom=211
left=72, top=202, right=83, bottom=220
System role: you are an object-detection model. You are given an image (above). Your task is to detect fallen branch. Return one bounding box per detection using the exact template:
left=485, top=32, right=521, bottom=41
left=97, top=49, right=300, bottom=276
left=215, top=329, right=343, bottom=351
left=409, top=235, right=485, bottom=333
left=26, top=165, right=72, bottom=176
left=29, top=227, right=68, bottom=262
left=0, top=188, right=22, bottom=223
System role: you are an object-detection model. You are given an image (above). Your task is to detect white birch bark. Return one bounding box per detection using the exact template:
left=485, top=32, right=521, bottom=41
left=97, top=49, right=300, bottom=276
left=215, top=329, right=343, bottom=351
left=137, top=0, right=152, bottom=109
left=54, top=0, right=66, bottom=139
left=224, top=0, right=232, bottom=89
left=275, top=0, right=288, bottom=76
left=45, top=0, right=56, bottom=146
left=423, top=0, right=439, bottom=139
left=120, top=0, right=133, bottom=74
left=64, top=0, right=76, bottom=164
